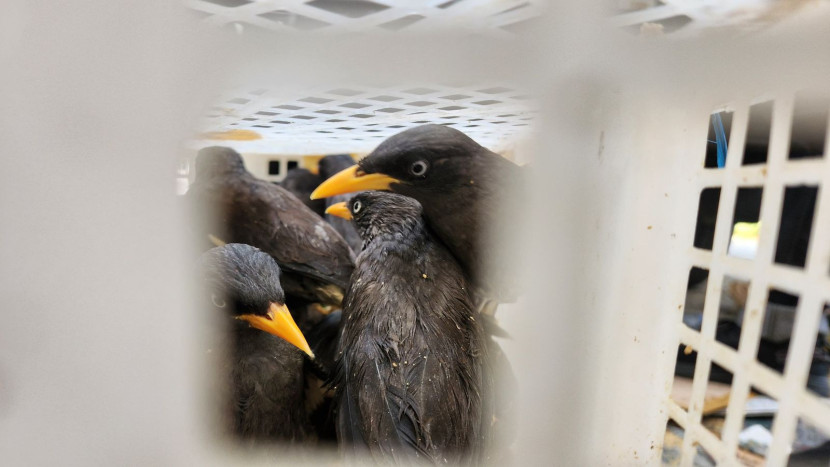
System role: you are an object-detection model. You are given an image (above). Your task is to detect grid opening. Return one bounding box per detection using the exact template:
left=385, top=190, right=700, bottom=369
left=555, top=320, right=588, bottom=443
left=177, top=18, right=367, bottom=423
left=693, top=188, right=720, bottom=251
left=728, top=187, right=763, bottom=260
left=662, top=419, right=684, bottom=466
left=268, top=159, right=281, bottom=175
left=738, top=393, right=779, bottom=459
left=742, top=101, right=773, bottom=166
left=682, top=267, right=708, bottom=331
left=805, top=303, right=830, bottom=398
left=705, top=110, right=733, bottom=169
left=757, top=289, right=799, bottom=376
left=715, top=276, right=749, bottom=347
left=789, top=418, right=830, bottom=463
left=702, top=366, right=734, bottom=440
left=774, top=185, right=818, bottom=269
left=789, top=93, right=829, bottom=160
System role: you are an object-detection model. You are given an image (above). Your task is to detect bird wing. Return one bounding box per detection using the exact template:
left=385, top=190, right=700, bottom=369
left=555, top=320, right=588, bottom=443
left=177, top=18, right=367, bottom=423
left=335, top=339, right=434, bottom=463
left=230, top=178, right=354, bottom=289
left=231, top=348, right=308, bottom=441
left=187, top=175, right=354, bottom=299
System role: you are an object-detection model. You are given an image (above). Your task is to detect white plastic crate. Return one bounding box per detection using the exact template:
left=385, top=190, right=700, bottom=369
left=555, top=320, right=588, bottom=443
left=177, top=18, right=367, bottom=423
left=3, top=2, right=830, bottom=466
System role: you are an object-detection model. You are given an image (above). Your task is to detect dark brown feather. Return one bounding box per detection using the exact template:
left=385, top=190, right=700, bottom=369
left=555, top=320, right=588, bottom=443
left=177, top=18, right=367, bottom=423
left=188, top=147, right=355, bottom=306
left=333, top=192, right=493, bottom=464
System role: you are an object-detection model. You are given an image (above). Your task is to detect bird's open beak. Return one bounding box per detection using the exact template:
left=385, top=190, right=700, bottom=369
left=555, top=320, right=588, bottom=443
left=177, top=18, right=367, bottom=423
left=325, top=202, right=352, bottom=220
left=310, top=165, right=399, bottom=200
left=237, top=303, right=315, bottom=359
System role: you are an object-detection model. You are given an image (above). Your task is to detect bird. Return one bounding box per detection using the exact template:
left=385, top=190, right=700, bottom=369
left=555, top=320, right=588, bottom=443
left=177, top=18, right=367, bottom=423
left=280, top=167, right=326, bottom=218
left=317, top=154, right=363, bottom=253
left=186, top=146, right=355, bottom=308
left=310, top=124, right=525, bottom=312
left=326, top=191, right=493, bottom=464
left=198, top=243, right=316, bottom=443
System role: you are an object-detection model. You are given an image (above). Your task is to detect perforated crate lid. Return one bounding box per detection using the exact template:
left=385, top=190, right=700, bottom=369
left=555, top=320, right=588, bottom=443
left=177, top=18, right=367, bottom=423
left=185, top=0, right=544, bottom=35
left=192, top=83, right=537, bottom=155
left=184, top=0, right=813, bottom=157
left=611, top=0, right=824, bottom=35
left=185, top=0, right=814, bottom=37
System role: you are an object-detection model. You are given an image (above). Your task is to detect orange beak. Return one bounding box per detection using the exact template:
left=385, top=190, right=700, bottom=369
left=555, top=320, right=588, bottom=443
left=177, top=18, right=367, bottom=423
left=325, top=202, right=352, bottom=220
left=236, top=303, right=314, bottom=358
left=310, top=165, right=400, bottom=200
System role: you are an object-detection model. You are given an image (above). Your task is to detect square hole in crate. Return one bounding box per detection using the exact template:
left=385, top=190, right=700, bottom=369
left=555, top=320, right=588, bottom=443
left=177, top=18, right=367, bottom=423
left=694, top=187, right=721, bottom=250
left=705, top=110, right=733, bottom=168
left=306, top=0, right=389, bottom=18
left=788, top=418, right=830, bottom=463
left=701, top=366, right=735, bottom=440
left=804, top=302, right=830, bottom=398
left=682, top=267, right=708, bottom=329
left=743, top=101, right=773, bottom=165
left=661, top=419, right=685, bottom=466
left=203, top=0, right=252, bottom=7
left=728, top=187, right=763, bottom=260
left=716, top=275, right=750, bottom=347
left=774, top=185, right=818, bottom=269
left=379, top=14, right=425, bottom=31
left=737, top=394, right=779, bottom=459
left=789, top=93, right=829, bottom=160
left=757, top=289, right=799, bottom=375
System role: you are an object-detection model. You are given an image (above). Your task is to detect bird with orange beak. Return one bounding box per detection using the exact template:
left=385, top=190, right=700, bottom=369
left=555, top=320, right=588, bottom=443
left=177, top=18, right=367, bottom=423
left=188, top=146, right=354, bottom=308
left=199, top=243, right=316, bottom=443
left=311, top=124, right=525, bottom=312
left=325, top=192, right=494, bottom=464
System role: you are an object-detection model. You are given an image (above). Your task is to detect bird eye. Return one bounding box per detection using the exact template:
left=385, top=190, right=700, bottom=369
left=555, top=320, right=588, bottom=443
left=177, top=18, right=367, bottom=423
left=352, top=200, right=363, bottom=213
left=211, top=294, right=226, bottom=308
left=409, top=160, right=428, bottom=177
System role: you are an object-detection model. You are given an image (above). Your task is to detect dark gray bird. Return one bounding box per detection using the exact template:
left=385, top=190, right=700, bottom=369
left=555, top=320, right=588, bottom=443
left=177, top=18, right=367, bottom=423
left=311, top=124, right=524, bottom=310
left=281, top=167, right=326, bottom=217
left=199, top=243, right=315, bottom=443
left=318, top=154, right=363, bottom=253
left=187, top=146, right=355, bottom=307
left=326, top=192, right=493, bottom=464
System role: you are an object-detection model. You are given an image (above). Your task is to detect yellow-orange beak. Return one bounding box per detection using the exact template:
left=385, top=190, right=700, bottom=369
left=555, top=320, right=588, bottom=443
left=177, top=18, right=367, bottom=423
left=237, top=303, right=314, bottom=359
left=310, top=165, right=400, bottom=200
left=325, top=201, right=352, bottom=220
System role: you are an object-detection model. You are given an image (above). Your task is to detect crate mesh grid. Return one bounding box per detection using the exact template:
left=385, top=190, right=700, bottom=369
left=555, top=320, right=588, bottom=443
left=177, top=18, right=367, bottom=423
left=667, top=94, right=830, bottom=466
left=196, top=83, right=537, bottom=154
left=184, top=0, right=544, bottom=34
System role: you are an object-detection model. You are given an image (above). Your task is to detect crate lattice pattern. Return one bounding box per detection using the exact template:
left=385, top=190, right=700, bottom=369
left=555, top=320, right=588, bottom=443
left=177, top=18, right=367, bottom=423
left=184, top=0, right=804, bottom=37
left=667, top=94, right=830, bottom=466
left=184, top=0, right=544, bottom=35
left=195, top=83, right=537, bottom=154
left=611, top=0, right=811, bottom=35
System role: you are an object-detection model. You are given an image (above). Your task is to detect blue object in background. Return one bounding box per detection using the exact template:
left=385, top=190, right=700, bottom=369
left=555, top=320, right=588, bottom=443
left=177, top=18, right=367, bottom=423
left=712, top=113, right=728, bottom=168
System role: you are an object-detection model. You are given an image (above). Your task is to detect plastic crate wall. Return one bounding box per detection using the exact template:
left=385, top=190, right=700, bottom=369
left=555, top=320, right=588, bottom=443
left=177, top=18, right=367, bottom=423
left=4, top=2, right=830, bottom=466
left=541, top=75, right=830, bottom=467
left=668, top=94, right=830, bottom=465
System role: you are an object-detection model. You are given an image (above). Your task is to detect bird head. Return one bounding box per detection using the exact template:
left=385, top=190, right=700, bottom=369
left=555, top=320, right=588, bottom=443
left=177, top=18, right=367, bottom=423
left=199, top=243, right=314, bottom=358
left=310, top=124, right=483, bottom=201
left=195, top=146, right=247, bottom=180
left=325, top=192, right=423, bottom=244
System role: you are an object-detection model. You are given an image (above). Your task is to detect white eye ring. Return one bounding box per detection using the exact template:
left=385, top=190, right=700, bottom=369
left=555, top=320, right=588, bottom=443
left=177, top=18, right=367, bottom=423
left=410, top=160, right=428, bottom=176
left=211, top=294, right=226, bottom=308
left=352, top=200, right=363, bottom=213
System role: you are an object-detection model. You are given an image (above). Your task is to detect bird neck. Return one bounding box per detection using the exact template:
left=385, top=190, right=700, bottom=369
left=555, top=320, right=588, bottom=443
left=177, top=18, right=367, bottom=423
left=360, top=216, right=425, bottom=251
